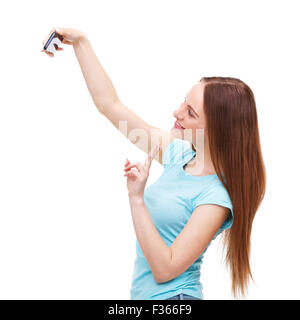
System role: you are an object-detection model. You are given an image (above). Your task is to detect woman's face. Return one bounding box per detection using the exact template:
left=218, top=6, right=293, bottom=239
left=171, top=81, right=206, bottom=146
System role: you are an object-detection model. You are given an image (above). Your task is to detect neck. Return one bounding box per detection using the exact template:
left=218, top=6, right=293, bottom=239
left=191, top=139, right=216, bottom=175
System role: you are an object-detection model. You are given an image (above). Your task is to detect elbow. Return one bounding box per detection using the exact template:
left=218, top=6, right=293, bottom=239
left=154, top=270, right=172, bottom=284
left=154, top=274, right=166, bottom=284
left=98, top=98, right=120, bottom=115
left=154, top=249, right=174, bottom=283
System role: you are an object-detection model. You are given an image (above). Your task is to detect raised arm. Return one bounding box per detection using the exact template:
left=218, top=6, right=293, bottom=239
left=73, top=36, right=119, bottom=114
left=42, top=28, right=173, bottom=165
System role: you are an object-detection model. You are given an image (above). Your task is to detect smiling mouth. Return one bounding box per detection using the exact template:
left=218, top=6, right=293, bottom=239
left=175, top=121, right=185, bottom=129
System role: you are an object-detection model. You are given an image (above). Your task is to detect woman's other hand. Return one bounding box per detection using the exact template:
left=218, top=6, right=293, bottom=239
left=123, top=143, right=161, bottom=200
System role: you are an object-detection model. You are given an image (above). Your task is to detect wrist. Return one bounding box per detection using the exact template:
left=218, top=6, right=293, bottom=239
left=73, top=34, right=89, bottom=48
left=128, top=194, right=144, bottom=205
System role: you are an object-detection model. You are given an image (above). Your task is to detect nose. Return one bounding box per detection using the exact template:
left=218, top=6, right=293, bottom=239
left=173, top=107, right=184, bottom=120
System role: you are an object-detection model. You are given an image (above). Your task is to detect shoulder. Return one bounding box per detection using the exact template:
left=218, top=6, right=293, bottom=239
left=193, top=181, right=231, bottom=205
left=192, top=181, right=234, bottom=231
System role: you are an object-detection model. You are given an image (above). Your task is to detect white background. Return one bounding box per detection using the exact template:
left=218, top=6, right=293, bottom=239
left=0, top=0, right=299, bottom=299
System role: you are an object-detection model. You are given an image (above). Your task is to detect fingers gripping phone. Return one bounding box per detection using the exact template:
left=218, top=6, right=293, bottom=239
left=43, top=32, right=64, bottom=54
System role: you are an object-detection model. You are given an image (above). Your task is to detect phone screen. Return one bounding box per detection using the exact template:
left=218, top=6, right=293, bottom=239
left=43, top=32, right=64, bottom=53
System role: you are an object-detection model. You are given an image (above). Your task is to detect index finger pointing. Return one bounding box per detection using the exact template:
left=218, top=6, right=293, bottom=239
left=152, top=143, right=161, bottom=157
left=145, top=143, right=161, bottom=168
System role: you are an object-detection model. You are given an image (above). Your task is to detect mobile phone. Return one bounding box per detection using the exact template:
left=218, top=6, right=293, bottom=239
left=43, top=32, right=64, bottom=54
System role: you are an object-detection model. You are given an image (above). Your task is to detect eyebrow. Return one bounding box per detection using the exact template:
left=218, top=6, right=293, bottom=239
left=185, top=96, right=199, bottom=118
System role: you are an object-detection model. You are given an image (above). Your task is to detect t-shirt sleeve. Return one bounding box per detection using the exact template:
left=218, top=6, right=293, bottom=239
left=192, top=185, right=234, bottom=231
left=163, top=138, right=194, bottom=170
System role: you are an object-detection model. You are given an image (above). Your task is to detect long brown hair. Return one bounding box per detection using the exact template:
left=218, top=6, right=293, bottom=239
left=200, top=76, right=266, bottom=298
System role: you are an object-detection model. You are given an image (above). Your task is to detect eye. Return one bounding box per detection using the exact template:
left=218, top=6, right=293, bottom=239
left=188, top=109, right=194, bottom=117
left=184, top=98, right=194, bottom=117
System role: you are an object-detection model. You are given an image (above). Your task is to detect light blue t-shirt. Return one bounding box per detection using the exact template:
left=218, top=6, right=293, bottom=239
left=130, top=138, right=234, bottom=300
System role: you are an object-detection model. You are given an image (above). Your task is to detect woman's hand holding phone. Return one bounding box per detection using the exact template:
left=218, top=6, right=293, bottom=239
left=41, top=27, right=86, bottom=57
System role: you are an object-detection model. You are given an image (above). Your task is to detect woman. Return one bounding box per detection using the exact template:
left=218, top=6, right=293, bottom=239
left=42, top=28, right=266, bottom=300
